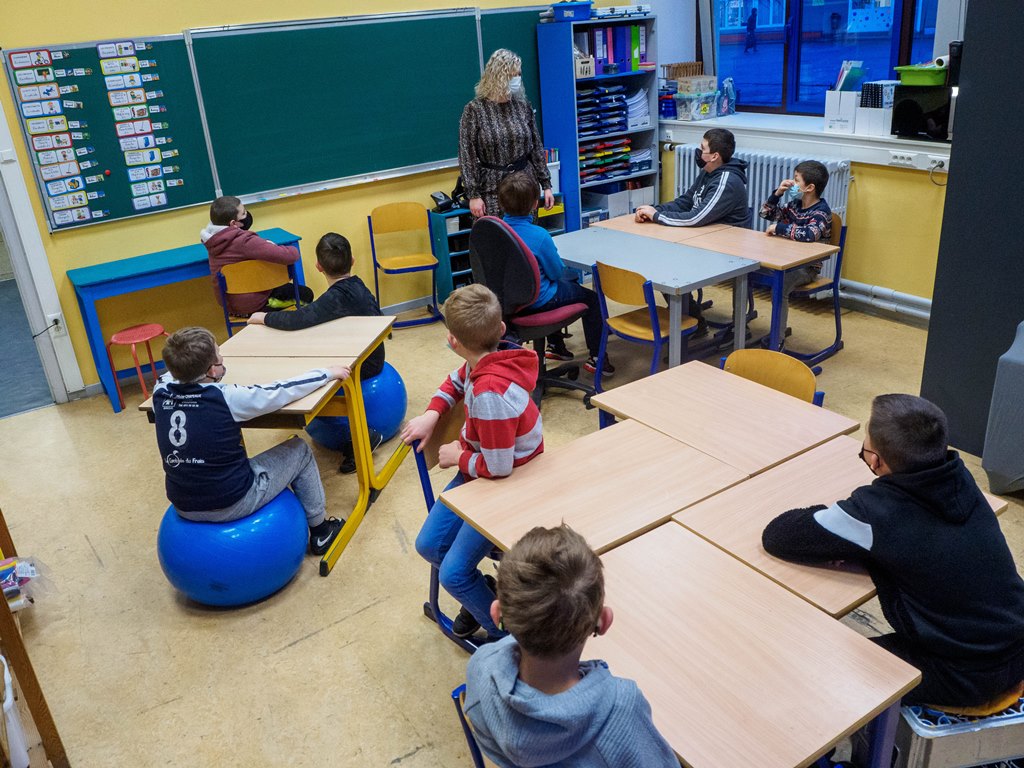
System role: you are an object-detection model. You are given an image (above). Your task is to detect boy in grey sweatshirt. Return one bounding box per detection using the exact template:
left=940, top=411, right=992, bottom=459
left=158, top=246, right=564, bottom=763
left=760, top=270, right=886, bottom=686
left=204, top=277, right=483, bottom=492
left=465, top=525, right=678, bottom=767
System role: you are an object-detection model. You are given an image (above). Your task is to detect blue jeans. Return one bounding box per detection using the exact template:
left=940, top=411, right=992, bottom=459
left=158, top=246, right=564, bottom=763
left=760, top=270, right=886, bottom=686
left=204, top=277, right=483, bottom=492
left=415, top=473, right=502, bottom=637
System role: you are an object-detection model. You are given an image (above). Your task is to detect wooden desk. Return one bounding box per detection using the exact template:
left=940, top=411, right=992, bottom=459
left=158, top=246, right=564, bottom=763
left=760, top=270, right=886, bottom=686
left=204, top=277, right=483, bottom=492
left=593, top=215, right=730, bottom=243
left=591, top=361, right=859, bottom=475
left=219, top=316, right=393, bottom=359
left=592, top=523, right=920, bottom=768
left=674, top=435, right=1012, bottom=618
left=439, top=419, right=746, bottom=554
left=139, top=356, right=353, bottom=425
left=554, top=227, right=759, bottom=366
left=66, top=228, right=303, bottom=413
left=686, top=226, right=840, bottom=351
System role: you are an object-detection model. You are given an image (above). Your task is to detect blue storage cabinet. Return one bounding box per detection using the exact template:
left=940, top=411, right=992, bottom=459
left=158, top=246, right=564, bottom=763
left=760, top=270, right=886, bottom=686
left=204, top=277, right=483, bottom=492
left=538, top=14, right=659, bottom=232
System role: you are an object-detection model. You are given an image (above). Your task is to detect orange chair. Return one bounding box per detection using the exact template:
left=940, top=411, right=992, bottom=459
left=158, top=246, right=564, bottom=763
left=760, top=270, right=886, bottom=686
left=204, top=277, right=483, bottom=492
left=105, top=323, right=168, bottom=410
left=368, top=202, right=443, bottom=328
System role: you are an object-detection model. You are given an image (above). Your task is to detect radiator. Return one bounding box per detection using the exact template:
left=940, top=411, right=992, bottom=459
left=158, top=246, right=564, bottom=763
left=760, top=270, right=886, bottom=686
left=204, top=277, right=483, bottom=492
left=673, top=145, right=852, bottom=280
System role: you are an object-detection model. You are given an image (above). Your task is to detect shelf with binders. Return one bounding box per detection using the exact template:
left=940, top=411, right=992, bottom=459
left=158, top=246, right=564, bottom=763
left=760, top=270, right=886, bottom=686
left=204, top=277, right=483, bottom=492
left=429, top=194, right=566, bottom=302
left=538, top=13, right=659, bottom=232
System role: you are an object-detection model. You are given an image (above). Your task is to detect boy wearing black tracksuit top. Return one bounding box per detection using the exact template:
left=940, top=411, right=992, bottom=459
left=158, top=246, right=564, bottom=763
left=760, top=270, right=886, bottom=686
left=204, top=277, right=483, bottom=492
left=153, top=326, right=348, bottom=556
left=634, top=128, right=750, bottom=330
left=248, top=232, right=386, bottom=473
left=763, top=394, right=1024, bottom=707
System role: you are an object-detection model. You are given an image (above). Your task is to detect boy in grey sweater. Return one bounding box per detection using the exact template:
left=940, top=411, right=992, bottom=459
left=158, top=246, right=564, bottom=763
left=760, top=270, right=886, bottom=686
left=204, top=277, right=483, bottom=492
left=465, top=525, right=678, bottom=767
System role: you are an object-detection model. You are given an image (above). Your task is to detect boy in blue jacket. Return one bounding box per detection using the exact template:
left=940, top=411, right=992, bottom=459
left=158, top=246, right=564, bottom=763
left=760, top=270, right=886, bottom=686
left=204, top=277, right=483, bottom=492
left=763, top=394, right=1024, bottom=707
left=465, top=525, right=678, bottom=767
left=499, top=172, right=611, bottom=377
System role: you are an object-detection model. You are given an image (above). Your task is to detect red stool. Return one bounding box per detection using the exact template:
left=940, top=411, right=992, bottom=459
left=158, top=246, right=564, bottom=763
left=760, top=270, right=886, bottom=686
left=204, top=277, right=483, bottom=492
left=105, top=323, right=168, bottom=410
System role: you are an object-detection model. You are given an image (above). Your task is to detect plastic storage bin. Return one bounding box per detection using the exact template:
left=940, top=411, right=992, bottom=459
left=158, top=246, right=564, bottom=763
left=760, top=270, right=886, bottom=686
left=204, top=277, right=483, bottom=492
left=674, top=91, right=720, bottom=121
left=552, top=2, right=592, bottom=21
left=894, top=65, right=947, bottom=86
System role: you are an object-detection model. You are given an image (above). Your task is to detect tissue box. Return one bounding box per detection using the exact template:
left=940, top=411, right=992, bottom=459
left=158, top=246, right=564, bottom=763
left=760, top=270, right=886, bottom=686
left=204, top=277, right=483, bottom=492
left=825, top=90, right=859, bottom=134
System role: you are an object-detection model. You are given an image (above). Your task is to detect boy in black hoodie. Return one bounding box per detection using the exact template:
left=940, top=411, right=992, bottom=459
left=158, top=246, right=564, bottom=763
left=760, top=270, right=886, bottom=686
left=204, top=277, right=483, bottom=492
left=763, top=394, right=1024, bottom=707
left=248, top=233, right=386, bottom=473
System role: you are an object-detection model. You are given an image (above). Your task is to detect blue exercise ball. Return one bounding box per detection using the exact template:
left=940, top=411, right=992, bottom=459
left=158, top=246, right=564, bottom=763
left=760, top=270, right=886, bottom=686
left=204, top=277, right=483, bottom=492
left=306, top=361, right=408, bottom=450
left=157, top=489, right=308, bottom=607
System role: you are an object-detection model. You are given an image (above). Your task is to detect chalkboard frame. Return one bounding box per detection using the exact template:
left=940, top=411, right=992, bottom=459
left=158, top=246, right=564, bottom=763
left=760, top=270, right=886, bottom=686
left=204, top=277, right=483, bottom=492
left=3, top=33, right=218, bottom=232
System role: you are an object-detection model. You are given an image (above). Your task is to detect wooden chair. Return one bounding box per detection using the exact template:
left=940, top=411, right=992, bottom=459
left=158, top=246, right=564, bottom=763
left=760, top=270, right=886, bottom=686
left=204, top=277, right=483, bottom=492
left=451, top=684, right=500, bottom=768
left=216, top=260, right=301, bottom=337
left=0, top=507, right=69, bottom=768
left=367, top=202, right=443, bottom=328
left=785, top=211, right=846, bottom=369
left=592, top=261, right=699, bottom=393
left=721, top=348, right=825, bottom=406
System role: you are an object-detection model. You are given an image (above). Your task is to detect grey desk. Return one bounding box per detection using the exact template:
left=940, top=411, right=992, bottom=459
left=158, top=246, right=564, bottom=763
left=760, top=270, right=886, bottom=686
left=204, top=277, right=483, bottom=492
left=554, top=228, right=759, bottom=365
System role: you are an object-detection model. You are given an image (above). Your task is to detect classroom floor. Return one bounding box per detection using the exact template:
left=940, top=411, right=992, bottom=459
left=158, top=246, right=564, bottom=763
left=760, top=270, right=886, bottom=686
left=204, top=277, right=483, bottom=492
left=1, top=289, right=1021, bottom=767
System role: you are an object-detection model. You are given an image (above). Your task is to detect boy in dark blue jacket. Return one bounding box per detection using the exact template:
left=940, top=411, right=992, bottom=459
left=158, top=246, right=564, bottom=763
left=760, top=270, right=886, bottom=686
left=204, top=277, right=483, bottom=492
left=759, top=159, right=834, bottom=348
left=763, top=394, right=1024, bottom=707
left=153, top=326, right=348, bottom=555
left=498, top=172, right=611, bottom=377
left=248, top=233, right=386, bottom=472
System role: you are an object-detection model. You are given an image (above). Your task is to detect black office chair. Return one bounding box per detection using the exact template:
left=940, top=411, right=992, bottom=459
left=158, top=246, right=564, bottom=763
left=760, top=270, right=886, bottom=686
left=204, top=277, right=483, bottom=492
left=468, top=217, right=594, bottom=407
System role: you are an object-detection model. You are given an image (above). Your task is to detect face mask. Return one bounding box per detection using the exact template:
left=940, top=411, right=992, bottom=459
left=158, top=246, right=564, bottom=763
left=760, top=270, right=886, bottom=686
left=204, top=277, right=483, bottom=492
left=238, top=210, right=254, bottom=230
left=782, top=184, right=803, bottom=205
left=694, top=147, right=707, bottom=169
left=508, top=76, right=523, bottom=96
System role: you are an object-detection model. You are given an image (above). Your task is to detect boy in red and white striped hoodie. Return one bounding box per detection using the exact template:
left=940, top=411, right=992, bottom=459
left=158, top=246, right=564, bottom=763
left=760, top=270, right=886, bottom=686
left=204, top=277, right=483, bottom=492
left=403, top=284, right=543, bottom=641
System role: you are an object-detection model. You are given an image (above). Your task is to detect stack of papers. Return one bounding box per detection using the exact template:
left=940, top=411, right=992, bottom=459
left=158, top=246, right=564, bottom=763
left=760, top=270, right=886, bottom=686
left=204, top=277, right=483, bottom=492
left=626, top=87, right=650, bottom=128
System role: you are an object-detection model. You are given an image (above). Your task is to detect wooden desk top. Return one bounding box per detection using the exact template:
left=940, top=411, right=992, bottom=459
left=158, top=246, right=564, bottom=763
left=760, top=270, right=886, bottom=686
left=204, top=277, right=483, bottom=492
left=220, top=316, right=394, bottom=360
left=592, top=523, right=920, bottom=768
left=686, top=225, right=839, bottom=270
left=674, top=435, right=877, bottom=617
left=674, top=435, right=1012, bottom=617
left=139, top=356, right=352, bottom=416
left=439, top=419, right=747, bottom=554
left=593, top=215, right=730, bottom=243
left=591, top=361, right=859, bottom=476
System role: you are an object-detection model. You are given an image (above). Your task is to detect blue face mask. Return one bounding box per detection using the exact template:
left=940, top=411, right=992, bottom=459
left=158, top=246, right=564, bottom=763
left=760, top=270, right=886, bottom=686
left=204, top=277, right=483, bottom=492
left=782, top=184, right=803, bottom=205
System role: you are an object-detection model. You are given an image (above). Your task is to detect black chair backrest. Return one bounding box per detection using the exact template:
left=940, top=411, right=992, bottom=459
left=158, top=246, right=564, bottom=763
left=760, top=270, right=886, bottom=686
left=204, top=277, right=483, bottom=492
left=468, top=217, right=540, bottom=317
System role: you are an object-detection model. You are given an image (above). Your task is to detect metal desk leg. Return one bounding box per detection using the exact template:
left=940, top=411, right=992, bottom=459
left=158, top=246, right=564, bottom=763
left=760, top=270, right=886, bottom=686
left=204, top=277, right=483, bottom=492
left=866, top=703, right=900, bottom=768
left=769, top=270, right=786, bottom=351
left=732, top=275, right=748, bottom=351
left=75, top=287, right=121, bottom=413
left=667, top=293, right=683, bottom=367
left=319, top=360, right=411, bottom=576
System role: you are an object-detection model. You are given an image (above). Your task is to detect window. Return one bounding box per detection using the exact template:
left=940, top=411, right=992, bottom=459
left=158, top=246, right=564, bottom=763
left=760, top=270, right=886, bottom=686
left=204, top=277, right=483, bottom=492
left=711, top=0, right=940, bottom=114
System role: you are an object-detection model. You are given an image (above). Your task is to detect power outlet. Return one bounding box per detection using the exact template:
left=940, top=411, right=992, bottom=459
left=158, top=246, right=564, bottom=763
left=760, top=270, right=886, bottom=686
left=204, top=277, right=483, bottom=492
left=926, top=155, right=949, bottom=173
left=888, top=151, right=917, bottom=168
left=46, top=312, right=67, bottom=337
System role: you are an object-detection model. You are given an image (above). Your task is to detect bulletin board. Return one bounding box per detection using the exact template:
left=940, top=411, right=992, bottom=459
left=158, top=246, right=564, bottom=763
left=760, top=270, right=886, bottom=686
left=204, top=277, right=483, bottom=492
left=3, top=36, right=216, bottom=232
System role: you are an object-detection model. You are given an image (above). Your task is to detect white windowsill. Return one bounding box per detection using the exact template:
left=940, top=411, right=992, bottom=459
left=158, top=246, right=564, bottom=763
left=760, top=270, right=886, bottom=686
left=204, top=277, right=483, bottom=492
left=659, top=112, right=952, bottom=171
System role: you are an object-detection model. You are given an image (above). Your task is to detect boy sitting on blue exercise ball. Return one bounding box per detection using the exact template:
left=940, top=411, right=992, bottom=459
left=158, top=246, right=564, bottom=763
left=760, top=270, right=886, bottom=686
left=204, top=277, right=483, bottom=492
left=153, top=326, right=347, bottom=556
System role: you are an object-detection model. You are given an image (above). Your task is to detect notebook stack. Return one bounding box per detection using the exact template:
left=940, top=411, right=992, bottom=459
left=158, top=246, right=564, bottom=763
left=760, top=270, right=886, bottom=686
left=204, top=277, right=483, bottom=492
left=625, top=87, right=651, bottom=129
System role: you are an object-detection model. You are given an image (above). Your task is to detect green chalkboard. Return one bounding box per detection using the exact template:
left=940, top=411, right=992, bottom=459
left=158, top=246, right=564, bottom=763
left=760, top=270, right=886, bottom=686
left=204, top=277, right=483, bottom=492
left=189, top=12, right=482, bottom=198
left=480, top=7, right=544, bottom=125
left=4, top=36, right=215, bottom=231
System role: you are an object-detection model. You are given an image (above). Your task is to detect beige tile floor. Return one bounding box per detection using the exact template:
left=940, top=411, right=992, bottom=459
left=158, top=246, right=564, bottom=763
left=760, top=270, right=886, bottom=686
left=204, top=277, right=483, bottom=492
left=0, top=289, right=1021, bottom=767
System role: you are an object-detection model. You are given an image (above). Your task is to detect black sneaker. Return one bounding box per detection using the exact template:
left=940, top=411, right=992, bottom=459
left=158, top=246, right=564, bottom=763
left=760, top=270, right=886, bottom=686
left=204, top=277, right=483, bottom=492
left=693, top=318, right=709, bottom=338
left=338, top=429, right=385, bottom=474
left=451, top=574, right=496, bottom=638
left=584, top=356, right=615, bottom=377
left=545, top=344, right=574, bottom=362
left=309, top=517, right=344, bottom=556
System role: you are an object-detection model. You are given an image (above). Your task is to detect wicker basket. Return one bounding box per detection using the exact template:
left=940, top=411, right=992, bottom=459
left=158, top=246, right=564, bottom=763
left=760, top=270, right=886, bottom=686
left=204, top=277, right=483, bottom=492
left=661, top=61, right=703, bottom=80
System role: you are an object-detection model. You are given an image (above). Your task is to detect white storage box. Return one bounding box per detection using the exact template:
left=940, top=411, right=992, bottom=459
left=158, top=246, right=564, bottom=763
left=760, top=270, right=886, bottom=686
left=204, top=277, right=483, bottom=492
left=825, top=90, right=859, bottom=134
left=581, top=190, right=631, bottom=219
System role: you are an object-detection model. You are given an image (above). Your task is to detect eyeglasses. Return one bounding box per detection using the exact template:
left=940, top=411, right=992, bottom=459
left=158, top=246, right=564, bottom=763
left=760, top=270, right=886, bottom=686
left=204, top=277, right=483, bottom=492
left=858, top=445, right=878, bottom=467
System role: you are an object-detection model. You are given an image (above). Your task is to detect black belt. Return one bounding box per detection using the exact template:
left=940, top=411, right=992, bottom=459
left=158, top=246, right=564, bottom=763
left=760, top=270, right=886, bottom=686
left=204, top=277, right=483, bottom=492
left=480, top=153, right=531, bottom=174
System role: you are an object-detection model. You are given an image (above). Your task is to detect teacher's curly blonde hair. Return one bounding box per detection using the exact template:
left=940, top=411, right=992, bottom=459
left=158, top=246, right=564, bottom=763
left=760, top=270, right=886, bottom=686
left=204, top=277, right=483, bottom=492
left=475, top=48, right=522, bottom=101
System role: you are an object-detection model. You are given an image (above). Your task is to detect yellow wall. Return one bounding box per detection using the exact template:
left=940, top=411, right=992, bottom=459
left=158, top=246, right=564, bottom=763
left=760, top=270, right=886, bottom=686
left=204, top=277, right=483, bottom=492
left=1, top=0, right=537, bottom=387
left=658, top=150, right=945, bottom=299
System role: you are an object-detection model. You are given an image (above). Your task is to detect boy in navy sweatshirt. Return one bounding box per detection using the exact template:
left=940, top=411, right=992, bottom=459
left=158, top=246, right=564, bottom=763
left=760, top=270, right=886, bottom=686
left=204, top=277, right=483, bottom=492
left=248, top=233, right=386, bottom=473
left=153, top=326, right=347, bottom=555
left=763, top=394, right=1024, bottom=707
left=759, top=159, right=833, bottom=348
left=465, top=524, right=678, bottom=767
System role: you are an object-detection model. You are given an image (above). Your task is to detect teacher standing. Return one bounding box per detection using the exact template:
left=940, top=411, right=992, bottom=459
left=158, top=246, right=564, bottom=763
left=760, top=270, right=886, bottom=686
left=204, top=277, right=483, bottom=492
left=459, top=49, right=554, bottom=219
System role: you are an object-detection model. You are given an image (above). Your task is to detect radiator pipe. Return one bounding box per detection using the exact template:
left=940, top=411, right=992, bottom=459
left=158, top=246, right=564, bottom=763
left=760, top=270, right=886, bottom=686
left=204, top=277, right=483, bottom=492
left=839, top=279, right=931, bottom=321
